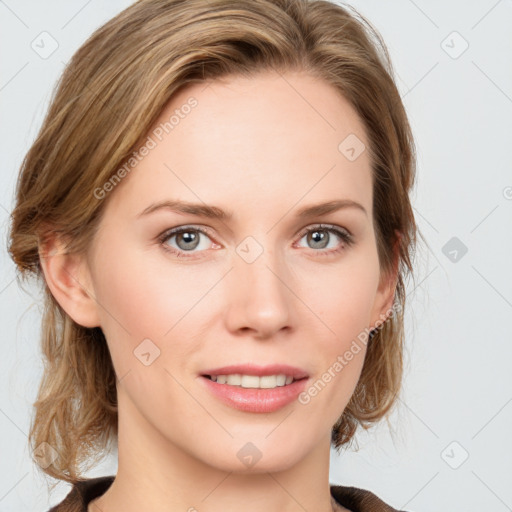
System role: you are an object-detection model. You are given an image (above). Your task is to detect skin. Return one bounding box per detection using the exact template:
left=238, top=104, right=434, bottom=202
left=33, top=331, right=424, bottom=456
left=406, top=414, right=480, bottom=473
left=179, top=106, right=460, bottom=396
left=40, top=70, right=398, bottom=512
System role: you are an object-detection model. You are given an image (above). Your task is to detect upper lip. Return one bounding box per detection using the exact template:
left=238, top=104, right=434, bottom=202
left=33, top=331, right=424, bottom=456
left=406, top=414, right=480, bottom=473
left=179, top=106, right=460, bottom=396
left=201, top=364, right=309, bottom=380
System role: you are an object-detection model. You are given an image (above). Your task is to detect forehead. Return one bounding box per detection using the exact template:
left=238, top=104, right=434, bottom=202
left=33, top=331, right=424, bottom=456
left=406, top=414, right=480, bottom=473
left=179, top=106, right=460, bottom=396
left=104, top=70, right=372, bottom=223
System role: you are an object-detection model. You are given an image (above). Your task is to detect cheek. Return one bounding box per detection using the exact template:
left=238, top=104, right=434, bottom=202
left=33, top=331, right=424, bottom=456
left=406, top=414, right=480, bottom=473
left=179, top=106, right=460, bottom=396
left=300, top=252, right=380, bottom=340
left=297, top=250, right=379, bottom=402
left=298, top=274, right=372, bottom=425
left=90, top=244, right=218, bottom=367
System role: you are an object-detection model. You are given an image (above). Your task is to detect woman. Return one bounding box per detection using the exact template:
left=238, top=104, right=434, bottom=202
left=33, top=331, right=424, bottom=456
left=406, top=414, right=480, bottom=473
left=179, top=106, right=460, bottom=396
left=8, top=0, right=420, bottom=511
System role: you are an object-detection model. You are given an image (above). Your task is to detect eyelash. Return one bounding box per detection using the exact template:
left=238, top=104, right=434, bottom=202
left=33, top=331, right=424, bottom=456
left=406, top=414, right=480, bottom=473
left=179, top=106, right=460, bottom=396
left=157, top=223, right=354, bottom=259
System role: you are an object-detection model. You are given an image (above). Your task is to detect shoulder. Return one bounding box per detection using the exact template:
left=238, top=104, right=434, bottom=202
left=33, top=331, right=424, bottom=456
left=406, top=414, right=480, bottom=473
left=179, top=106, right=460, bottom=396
left=47, top=475, right=115, bottom=512
left=330, top=483, right=410, bottom=512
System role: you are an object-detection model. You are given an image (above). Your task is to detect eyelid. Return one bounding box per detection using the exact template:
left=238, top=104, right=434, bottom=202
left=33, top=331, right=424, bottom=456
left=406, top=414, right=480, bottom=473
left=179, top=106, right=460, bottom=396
left=296, top=223, right=352, bottom=239
left=157, top=224, right=218, bottom=247
left=159, top=223, right=214, bottom=237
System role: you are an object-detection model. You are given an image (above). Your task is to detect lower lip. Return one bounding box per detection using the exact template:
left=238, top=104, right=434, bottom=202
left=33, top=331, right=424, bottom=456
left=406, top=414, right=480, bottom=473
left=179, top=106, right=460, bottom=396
left=199, top=375, right=309, bottom=413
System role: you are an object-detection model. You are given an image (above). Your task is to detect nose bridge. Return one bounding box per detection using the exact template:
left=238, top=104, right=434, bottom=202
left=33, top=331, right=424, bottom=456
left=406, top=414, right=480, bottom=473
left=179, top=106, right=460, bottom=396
left=236, top=233, right=289, bottom=299
left=226, top=232, right=293, bottom=335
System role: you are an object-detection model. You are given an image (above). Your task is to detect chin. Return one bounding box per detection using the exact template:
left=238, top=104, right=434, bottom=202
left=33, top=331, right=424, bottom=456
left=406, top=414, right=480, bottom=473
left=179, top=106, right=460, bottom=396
left=198, top=437, right=309, bottom=474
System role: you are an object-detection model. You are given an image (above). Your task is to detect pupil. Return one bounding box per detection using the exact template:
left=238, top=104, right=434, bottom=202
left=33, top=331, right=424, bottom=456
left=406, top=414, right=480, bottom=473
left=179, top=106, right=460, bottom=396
left=309, top=229, right=328, bottom=249
left=178, top=231, right=199, bottom=250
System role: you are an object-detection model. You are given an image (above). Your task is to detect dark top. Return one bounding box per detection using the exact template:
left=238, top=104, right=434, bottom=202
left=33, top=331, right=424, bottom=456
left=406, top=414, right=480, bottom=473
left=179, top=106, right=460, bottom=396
left=47, top=475, right=409, bottom=511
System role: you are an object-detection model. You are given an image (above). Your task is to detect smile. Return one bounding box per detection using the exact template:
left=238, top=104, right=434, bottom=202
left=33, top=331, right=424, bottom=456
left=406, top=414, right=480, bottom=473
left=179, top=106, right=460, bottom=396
left=204, top=373, right=297, bottom=388
left=200, top=374, right=309, bottom=413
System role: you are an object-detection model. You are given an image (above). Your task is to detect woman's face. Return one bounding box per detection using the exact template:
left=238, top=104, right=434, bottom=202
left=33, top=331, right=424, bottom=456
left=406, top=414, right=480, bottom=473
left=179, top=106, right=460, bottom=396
left=80, top=70, right=396, bottom=472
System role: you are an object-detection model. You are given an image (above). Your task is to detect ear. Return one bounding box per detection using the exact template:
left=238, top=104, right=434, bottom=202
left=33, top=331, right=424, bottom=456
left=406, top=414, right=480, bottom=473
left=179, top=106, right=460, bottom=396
left=369, top=230, right=401, bottom=330
left=38, top=232, right=101, bottom=328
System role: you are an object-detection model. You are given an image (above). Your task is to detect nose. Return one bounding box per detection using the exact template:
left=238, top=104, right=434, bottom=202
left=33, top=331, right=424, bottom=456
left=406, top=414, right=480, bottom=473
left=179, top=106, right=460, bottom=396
left=223, top=242, right=294, bottom=340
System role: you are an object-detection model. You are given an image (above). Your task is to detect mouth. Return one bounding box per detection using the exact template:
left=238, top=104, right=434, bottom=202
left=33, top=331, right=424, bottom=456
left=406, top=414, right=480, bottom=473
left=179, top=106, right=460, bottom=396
left=199, top=367, right=310, bottom=413
left=201, top=374, right=309, bottom=413
left=201, top=373, right=307, bottom=389
left=200, top=363, right=309, bottom=390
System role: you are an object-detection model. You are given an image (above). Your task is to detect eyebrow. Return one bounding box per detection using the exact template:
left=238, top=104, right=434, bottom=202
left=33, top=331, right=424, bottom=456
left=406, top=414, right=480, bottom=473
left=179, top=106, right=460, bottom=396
left=137, top=198, right=367, bottom=220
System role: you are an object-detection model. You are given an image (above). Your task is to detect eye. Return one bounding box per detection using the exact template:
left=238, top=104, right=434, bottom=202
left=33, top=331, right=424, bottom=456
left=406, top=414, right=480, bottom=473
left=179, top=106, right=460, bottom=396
left=295, top=224, right=354, bottom=256
left=158, top=226, right=218, bottom=258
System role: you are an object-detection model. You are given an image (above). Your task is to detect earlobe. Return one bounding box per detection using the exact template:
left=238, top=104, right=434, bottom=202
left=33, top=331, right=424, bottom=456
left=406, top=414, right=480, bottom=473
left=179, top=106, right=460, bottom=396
left=38, top=234, right=101, bottom=328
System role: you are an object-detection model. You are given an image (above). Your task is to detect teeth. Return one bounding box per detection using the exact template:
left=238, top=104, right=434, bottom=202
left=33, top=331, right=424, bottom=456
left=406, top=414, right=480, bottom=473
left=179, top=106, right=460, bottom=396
left=209, top=373, right=295, bottom=388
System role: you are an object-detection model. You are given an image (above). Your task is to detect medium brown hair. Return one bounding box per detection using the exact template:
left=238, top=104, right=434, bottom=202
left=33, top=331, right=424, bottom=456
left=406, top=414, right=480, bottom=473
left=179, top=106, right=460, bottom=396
left=8, top=0, right=421, bottom=485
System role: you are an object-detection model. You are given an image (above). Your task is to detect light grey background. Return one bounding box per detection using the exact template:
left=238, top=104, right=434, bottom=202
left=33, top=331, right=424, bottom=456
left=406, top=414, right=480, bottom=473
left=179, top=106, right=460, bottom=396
left=1, top=1, right=511, bottom=511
